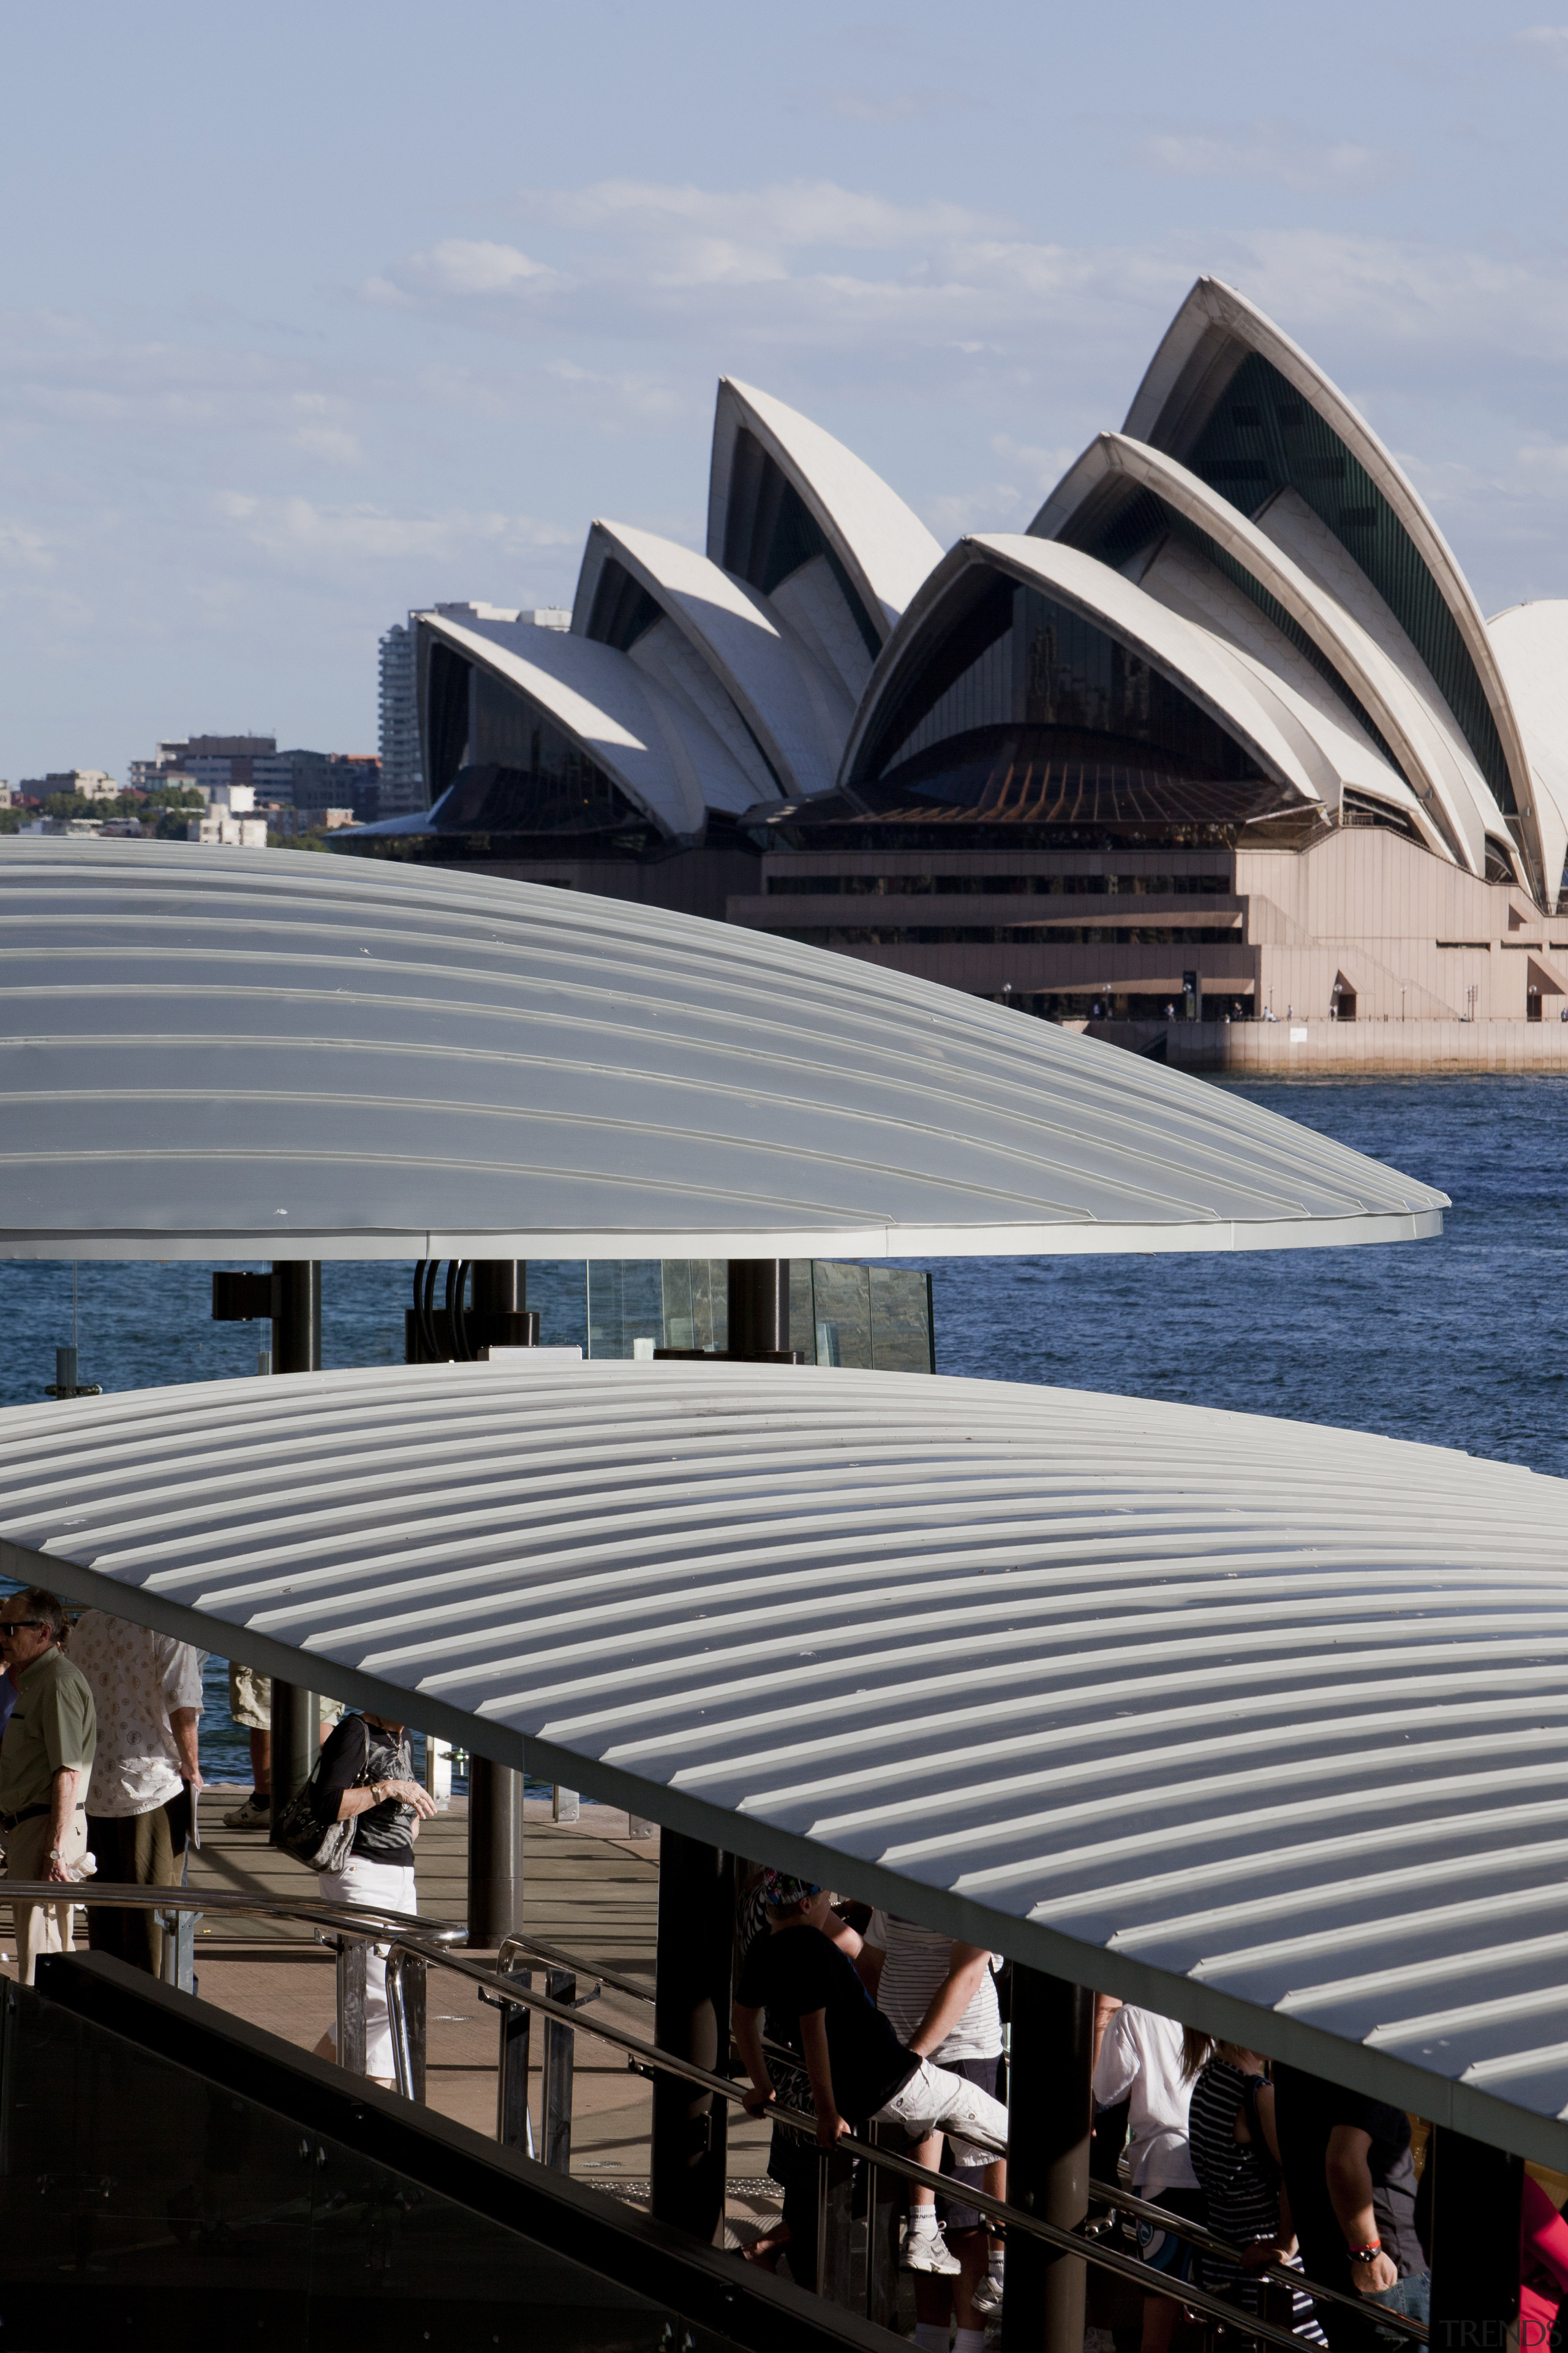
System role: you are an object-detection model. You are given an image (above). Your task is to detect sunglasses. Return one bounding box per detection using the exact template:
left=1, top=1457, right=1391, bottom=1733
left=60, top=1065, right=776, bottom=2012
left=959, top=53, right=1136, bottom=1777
left=0, top=1620, right=50, bottom=1634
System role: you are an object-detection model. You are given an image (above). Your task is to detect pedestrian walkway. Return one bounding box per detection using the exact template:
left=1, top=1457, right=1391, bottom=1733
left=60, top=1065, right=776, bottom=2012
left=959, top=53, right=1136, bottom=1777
left=170, top=1789, right=773, bottom=2208
left=2, top=1788, right=777, bottom=2227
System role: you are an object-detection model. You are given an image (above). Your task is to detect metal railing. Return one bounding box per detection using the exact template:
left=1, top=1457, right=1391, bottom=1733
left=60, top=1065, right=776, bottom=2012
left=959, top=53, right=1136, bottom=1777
left=2, top=1882, right=1426, bottom=2349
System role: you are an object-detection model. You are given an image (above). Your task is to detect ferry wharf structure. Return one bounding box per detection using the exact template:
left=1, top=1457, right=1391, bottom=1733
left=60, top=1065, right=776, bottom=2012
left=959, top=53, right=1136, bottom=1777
left=0, top=835, right=1518, bottom=2352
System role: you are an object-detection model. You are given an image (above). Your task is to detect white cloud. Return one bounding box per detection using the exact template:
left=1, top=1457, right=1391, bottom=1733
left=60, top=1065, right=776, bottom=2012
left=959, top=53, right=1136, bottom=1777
left=542, top=359, right=686, bottom=423
left=521, top=178, right=1012, bottom=292
left=811, top=86, right=964, bottom=124
left=292, top=425, right=363, bottom=465
left=922, top=434, right=1083, bottom=540
left=1137, top=124, right=1401, bottom=192
left=217, top=491, right=578, bottom=570
left=1512, top=25, right=1568, bottom=62
left=371, top=238, right=567, bottom=304
left=0, top=519, right=55, bottom=572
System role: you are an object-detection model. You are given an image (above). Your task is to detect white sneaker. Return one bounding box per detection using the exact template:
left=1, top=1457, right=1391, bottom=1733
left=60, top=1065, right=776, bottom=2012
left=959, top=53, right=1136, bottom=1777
left=221, top=1794, right=271, bottom=1829
left=972, top=2268, right=1005, bottom=2315
left=903, top=2223, right=962, bottom=2275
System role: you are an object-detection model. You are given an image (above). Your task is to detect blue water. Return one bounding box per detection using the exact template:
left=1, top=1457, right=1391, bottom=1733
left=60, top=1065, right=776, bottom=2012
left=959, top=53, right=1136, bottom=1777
left=3, top=1075, right=1565, bottom=1777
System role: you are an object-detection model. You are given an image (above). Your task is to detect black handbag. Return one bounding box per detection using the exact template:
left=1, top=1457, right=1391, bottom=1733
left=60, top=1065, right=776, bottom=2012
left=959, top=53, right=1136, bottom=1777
left=271, top=1717, right=371, bottom=1874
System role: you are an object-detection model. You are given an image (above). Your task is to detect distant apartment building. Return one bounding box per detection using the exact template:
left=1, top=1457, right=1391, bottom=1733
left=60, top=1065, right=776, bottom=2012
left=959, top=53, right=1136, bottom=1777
left=281, top=750, right=380, bottom=825
left=187, top=808, right=268, bottom=848
left=130, top=734, right=379, bottom=824
left=131, top=736, right=279, bottom=801
left=18, top=768, right=121, bottom=802
left=379, top=622, right=422, bottom=817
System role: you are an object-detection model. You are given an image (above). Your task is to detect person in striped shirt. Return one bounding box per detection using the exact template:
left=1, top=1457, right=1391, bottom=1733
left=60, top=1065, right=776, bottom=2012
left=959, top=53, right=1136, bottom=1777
left=859, top=1911, right=1008, bottom=2341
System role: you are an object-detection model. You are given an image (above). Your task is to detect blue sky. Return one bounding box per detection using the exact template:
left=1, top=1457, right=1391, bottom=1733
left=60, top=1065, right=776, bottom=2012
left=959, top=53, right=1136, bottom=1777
left=6, top=0, right=1568, bottom=782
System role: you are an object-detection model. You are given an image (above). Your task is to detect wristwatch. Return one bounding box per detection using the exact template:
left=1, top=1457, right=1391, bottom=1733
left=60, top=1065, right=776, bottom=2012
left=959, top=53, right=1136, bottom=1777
left=47, top=1848, right=62, bottom=1861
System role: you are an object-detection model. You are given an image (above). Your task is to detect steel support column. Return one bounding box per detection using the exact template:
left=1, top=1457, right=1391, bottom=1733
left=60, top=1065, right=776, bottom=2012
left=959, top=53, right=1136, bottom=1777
left=726, top=1260, right=789, bottom=1361
left=268, top=1682, right=317, bottom=1849
left=471, top=1258, right=524, bottom=1324
left=271, top=1261, right=321, bottom=1373
left=467, top=1754, right=526, bottom=1947
left=1428, top=2128, right=1521, bottom=2353
left=1001, top=1968, right=1093, bottom=2353
left=650, top=1830, right=734, bottom=2245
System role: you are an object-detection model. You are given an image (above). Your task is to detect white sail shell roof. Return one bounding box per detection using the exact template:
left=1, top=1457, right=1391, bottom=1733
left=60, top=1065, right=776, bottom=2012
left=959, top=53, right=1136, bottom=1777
left=415, top=608, right=748, bottom=839
left=843, top=533, right=1333, bottom=808
left=2, top=1356, right=1564, bottom=2166
left=573, top=521, right=850, bottom=796
left=0, top=839, right=1445, bottom=1260
left=708, top=378, right=943, bottom=635
left=1120, top=275, right=1545, bottom=900
left=1031, top=432, right=1494, bottom=870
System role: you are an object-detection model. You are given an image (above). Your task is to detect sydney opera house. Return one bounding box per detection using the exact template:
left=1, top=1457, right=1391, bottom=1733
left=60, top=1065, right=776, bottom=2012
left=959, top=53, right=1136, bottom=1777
left=345, top=278, right=1568, bottom=1032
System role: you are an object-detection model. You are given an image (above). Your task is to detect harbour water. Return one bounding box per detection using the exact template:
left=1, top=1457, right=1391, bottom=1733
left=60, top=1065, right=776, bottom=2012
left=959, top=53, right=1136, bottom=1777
left=4, top=1072, right=1566, bottom=1777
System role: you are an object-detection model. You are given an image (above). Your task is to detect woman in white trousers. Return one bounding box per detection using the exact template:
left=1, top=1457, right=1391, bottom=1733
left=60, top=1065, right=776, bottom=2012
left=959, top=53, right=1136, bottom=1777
left=308, top=1709, right=437, bottom=2088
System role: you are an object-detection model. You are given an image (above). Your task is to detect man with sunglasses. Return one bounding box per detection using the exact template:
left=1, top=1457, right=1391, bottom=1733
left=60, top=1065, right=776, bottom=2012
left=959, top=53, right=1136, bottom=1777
left=0, top=1589, right=97, bottom=1982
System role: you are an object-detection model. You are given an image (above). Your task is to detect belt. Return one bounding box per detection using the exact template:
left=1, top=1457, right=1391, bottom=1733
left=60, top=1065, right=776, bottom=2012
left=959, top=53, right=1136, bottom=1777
left=0, top=1802, right=86, bottom=1831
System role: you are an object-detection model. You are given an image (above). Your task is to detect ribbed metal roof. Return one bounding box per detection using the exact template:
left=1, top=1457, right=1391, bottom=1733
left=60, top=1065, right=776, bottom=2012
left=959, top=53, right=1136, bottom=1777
left=2, top=1358, right=1562, bottom=2162
left=0, top=840, right=1444, bottom=1260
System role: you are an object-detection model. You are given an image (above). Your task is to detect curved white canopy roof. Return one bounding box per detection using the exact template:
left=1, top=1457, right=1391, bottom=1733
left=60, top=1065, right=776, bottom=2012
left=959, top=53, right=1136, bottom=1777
left=842, top=532, right=1329, bottom=807
left=573, top=520, right=849, bottom=798
left=1121, top=275, right=1547, bottom=902
left=414, top=607, right=746, bottom=840
left=707, top=378, right=943, bottom=636
left=0, top=839, right=1445, bottom=1260
left=3, top=1356, right=1562, bottom=2165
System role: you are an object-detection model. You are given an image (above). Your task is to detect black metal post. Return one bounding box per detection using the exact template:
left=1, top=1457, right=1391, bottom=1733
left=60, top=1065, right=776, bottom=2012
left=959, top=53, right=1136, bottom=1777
left=497, top=1961, right=534, bottom=2157
left=1001, top=1967, right=1093, bottom=2353
left=1428, top=2128, right=1521, bottom=2353
left=543, top=1965, right=576, bottom=2174
left=271, top=1261, right=321, bottom=1373
left=466, top=1754, right=526, bottom=1946
left=471, top=1259, right=523, bottom=1321
left=268, top=1682, right=317, bottom=1849
left=726, top=1260, right=789, bottom=1361
left=650, top=1831, right=734, bottom=2245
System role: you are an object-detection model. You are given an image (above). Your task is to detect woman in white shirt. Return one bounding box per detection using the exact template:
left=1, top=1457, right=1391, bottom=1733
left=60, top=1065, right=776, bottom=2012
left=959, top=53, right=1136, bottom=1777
left=1092, top=2002, right=1207, bottom=2353
left=859, top=1912, right=1006, bottom=2347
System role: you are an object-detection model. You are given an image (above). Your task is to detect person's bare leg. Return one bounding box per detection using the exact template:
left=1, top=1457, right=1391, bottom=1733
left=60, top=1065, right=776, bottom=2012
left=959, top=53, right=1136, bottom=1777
left=914, top=2271, right=955, bottom=2337
left=951, top=2229, right=988, bottom=2330
left=905, top=2131, right=945, bottom=2233
left=251, top=1729, right=270, bottom=1794
left=1140, top=2289, right=1180, bottom=2353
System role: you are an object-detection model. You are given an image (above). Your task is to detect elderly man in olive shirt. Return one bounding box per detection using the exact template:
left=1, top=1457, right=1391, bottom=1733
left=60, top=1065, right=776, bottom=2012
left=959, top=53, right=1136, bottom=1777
left=0, top=1588, right=97, bottom=1984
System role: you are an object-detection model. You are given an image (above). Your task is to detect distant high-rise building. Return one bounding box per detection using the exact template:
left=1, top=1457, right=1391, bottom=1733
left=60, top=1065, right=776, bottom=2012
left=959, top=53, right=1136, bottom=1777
left=378, top=622, right=423, bottom=817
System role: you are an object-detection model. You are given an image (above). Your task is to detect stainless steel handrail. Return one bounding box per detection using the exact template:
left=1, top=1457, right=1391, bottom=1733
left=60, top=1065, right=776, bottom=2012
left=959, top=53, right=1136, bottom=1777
left=1, top=1877, right=465, bottom=1944
left=4, top=1882, right=1426, bottom=2347
left=496, top=1928, right=650, bottom=2004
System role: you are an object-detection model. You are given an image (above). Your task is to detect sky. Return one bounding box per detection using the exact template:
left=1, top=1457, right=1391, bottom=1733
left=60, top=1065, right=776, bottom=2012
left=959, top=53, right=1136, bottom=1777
left=5, top=0, right=1568, bottom=784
